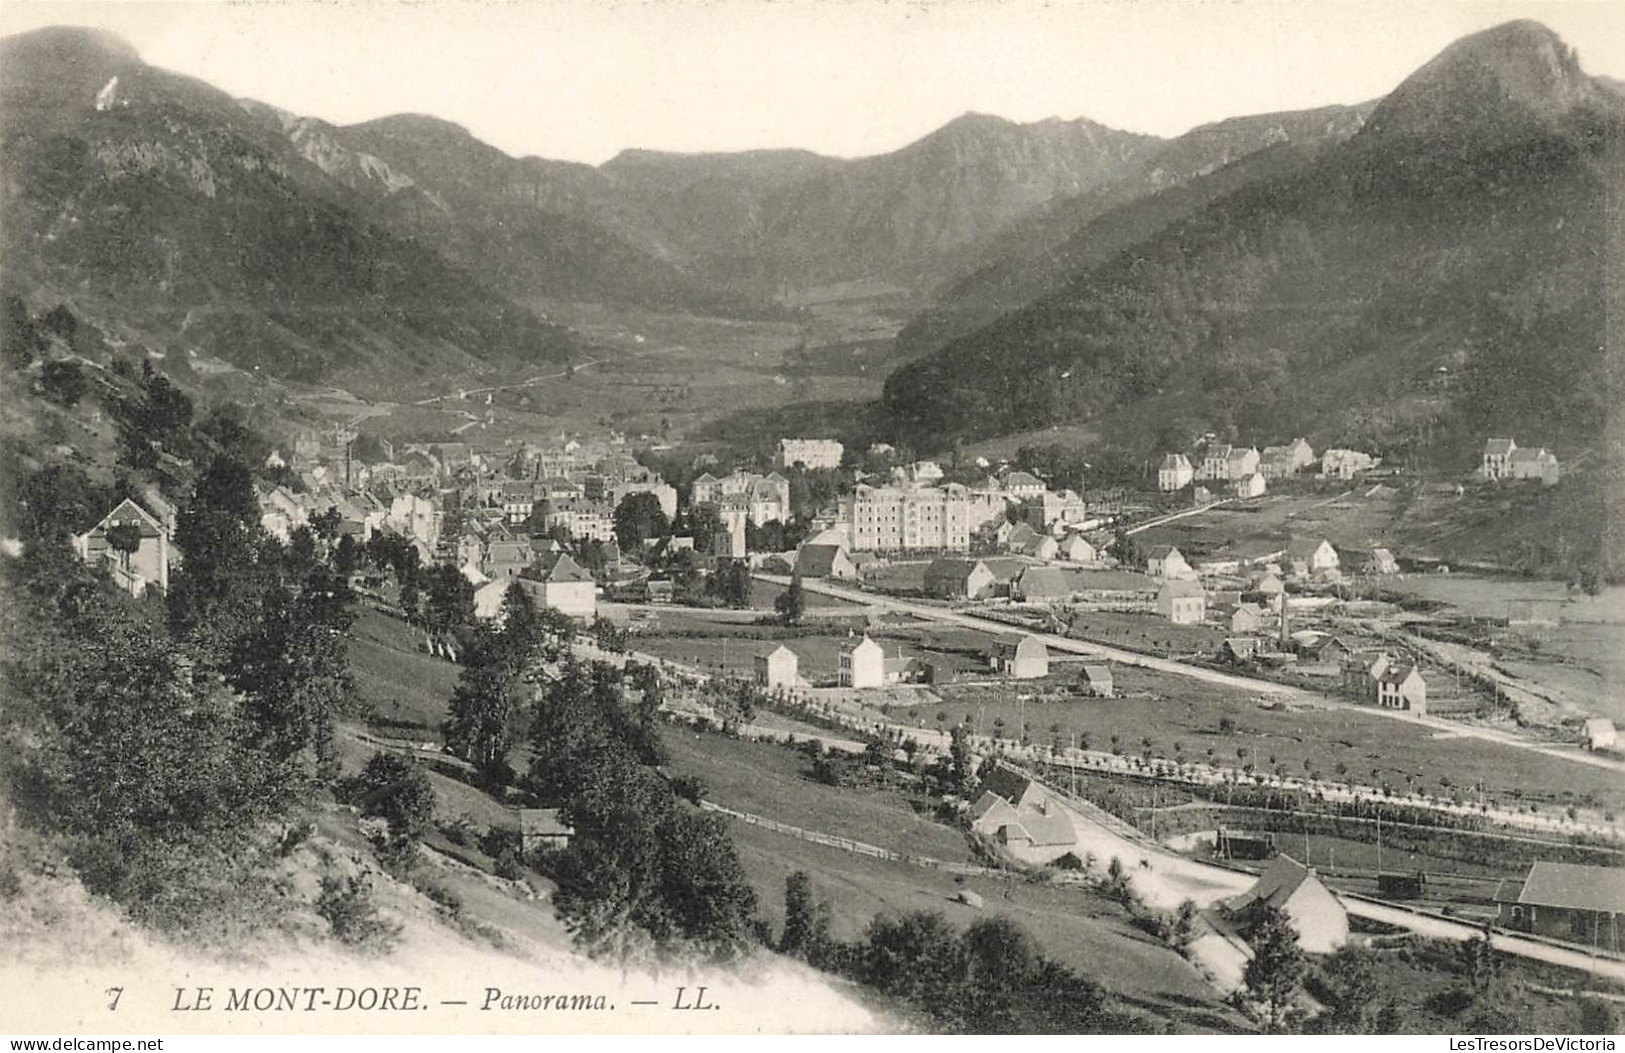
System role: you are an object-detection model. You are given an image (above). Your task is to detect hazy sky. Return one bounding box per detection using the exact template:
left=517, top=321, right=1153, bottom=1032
left=3, top=0, right=1622, bottom=164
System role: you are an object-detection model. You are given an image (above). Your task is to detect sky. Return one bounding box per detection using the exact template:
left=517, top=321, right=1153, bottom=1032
left=2, top=0, right=1623, bottom=164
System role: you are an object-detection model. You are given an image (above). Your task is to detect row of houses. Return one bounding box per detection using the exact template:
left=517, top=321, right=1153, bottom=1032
left=1159, top=439, right=1381, bottom=494
left=1481, top=438, right=1561, bottom=486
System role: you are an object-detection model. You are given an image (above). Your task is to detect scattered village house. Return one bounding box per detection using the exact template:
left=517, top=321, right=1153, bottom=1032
left=1157, top=579, right=1206, bottom=625
left=516, top=808, right=574, bottom=853
left=1508, top=446, right=1561, bottom=486
left=1158, top=453, right=1194, bottom=492
left=1145, top=545, right=1196, bottom=580
left=989, top=634, right=1049, bottom=679
left=1223, top=855, right=1348, bottom=954
left=838, top=635, right=887, bottom=689
left=515, top=551, right=597, bottom=620
left=1585, top=718, right=1617, bottom=752
left=969, top=766, right=1076, bottom=862
left=1058, top=533, right=1097, bottom=563
left=1482, top=438, right=1517, bottom=480
left=1285, top=537, right=1340, bottom=579
left=73, top=498, right=171, bottom=597
left=754, top=645, right=800, bottom=691
left=777, top=438, right=844, bottom=470
left=1375, top=661, right=1427, bottom=714
left=794, top=538, right=858, bottom=580
left=1231, top=602, right=1265, bottom=634
left=1495, top=861, right=1624, bottom=952
left=1233, top=471, right=1268, bottom=499
left=1321, top=448, right=1375, bottom=480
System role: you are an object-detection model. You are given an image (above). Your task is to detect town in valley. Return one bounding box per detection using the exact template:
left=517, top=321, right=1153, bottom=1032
left=2, top=4, right=1623, bottom=1038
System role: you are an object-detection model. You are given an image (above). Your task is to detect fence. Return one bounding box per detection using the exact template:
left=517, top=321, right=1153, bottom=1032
left=696, top=800, right=1005, bottom=879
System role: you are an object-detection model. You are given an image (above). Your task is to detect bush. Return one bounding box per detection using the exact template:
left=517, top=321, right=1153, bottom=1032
left=315, top=875, right=400, bottom=953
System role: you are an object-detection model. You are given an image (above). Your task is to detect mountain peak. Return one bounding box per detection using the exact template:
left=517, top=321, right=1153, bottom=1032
left=1362, top=19, right=1604, bottom=140
left=1, top=25, right=142, bottom=84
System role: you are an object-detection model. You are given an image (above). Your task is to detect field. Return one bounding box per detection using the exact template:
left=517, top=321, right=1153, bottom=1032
left=348, top=606, right=462, bottom=735
left=1131, top=485, right=1405, bottom=563
left=933, top=664, right=1625, bottom=814
left=667, top=730, right=1242, bottom=1031
left=1381, top=576, right=1625, bottom=723
left=663, top=730, right=973, bottom=863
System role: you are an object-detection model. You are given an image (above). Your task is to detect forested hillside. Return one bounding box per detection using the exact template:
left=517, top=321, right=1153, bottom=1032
left=883, top=23, right=1622, bottom=467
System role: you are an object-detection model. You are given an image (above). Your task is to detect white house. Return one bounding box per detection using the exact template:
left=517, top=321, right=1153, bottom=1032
left=1224, top=855, right=1348, bottom=954
left=1585, top=718, right=1617, bottom=752
left=517, top=551, right=597, bottom=620
left=755, top=645, right=800, bottom=691
left=1158, top=453, right=1194, bottom=492
left=1233, top=472, right=1268, bottom=499
left=74, top=498, right=171, bottom=597
left=1157, top=580, right=1206, bottom=625
left=1483, top=438, right=1517, bottom=480
left=838, top=635, right=886, bottom=689
left=1146, top=545, right=1196, bottom=580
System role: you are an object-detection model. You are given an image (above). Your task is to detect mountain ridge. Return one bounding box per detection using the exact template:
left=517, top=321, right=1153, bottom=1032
left=881, top=20, right=1622, bottom=469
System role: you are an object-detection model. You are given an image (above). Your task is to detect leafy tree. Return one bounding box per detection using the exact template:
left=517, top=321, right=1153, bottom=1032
left=349, top=750, right=436, bottom=869
left=612, top=491, right=670, bottom=554
left=1109, top=526, right=1143, bottom=569
left=424, top=562, right=474, bottom=634
left=1457, top=931, right=1499, bottom=994
left=775, top=573, right=807, bottom=626
left=442, top=644, right=522, bottom=787
left=863, top=911, right=967, bottom=1021
left=949, top=723, right=977, bottom=797
left=40, top=360, right=87, bottom=407
left=103, top=522, right=144, bottom=575
left=3, top=294, right=44, bottom=369
left=780, top=872, right=831, bottom=962
left=1316, top=944, right=1381, bottom=1029
left=1244, top=905, right=1305, bottom=1030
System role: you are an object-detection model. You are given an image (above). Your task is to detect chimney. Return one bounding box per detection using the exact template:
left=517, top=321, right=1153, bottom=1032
left=1278, top=589, right=1290, bottom=650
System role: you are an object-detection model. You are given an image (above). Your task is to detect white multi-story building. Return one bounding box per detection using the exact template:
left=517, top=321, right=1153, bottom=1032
left=842, top=483, right=973, bottom=554
left=1158, top=453, right=1194, bottom=492
left=777, top=438, right=845, bottom=471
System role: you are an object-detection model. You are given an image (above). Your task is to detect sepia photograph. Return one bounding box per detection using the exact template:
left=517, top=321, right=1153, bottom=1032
left=0, top=0, right=1621, bottom=1041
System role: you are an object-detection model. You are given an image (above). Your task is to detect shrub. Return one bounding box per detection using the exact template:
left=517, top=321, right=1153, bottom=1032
left=315, top=875, right=400, bottom=953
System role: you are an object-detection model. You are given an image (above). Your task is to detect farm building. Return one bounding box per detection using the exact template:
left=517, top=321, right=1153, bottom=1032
left=1157, top=580, right=1206, bottom=625
left=925, top=558, right=997, bottom=600
left=970, top=767, right=1076, bottom=863
left=794, top=542, right=858, bottom=580
left=1231, top=603, right=1265, bottom=634
left=1078, top=664, right=1114, bottom=698
left=988, top=634, right=1049, bottom=679
left=1495, top=861, right=1625, bottom=951
left=1058, top=534, right=1098, bottom=563
left=1214, top=828, right=1275, bottom=861
left=516, top=808, right=574, bottom=853
left=1224, top=637, right=1263, bottom=663
left=754, top=645, right=800, bottom=690
left=1224, top=855, right=1348, bottom=953
left=1015, top=565, right=1076, bottom=602
left=1585, top=718, right=1617, bottom=752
